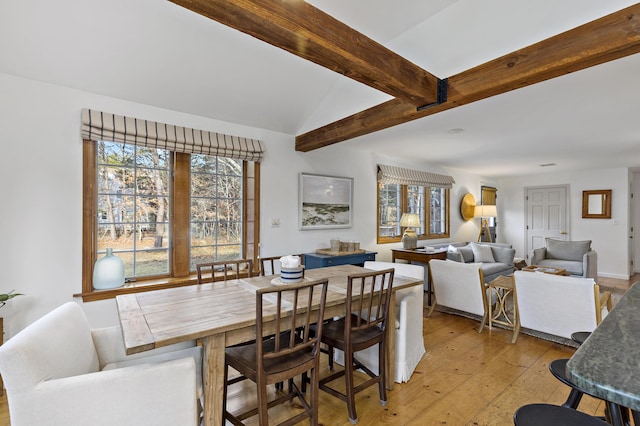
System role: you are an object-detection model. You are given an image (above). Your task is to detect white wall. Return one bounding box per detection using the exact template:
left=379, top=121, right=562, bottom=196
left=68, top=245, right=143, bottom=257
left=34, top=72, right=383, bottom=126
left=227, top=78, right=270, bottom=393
left=498, top=168, right=630, bottom=279
left=261, top=147, right=499, bottom=262
left=0, top=72, right=506, bottom=337
left=0, top=73, right=295, bottom=336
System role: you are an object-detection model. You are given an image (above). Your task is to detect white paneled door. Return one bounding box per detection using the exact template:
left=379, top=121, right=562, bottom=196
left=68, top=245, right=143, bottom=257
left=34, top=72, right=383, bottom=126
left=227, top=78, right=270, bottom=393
left=525, top=185, right=569, bottom=261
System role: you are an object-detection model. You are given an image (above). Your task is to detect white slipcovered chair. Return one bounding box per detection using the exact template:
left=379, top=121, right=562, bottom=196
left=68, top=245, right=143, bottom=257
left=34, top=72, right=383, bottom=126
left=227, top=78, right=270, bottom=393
left=0, top=302, right=202, bottom=426
left=514, top=271, right=611, bottom=339
left=334, top=261, right=426, bottom=383
left=427, top=259, right=490, bottom=333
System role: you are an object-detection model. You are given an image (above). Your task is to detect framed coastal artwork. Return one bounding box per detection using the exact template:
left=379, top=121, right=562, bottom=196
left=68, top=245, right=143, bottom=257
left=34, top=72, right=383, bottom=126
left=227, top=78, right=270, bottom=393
left=299, top=173, right=353, bottom=230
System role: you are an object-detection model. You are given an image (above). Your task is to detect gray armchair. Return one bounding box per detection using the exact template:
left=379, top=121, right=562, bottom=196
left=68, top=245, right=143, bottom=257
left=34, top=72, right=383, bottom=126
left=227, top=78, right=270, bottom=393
left=530, top=238, right=597, bottom=278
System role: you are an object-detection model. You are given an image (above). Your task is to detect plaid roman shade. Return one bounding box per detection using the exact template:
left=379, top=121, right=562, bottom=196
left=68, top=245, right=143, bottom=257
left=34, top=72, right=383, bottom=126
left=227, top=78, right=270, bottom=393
left=81, top=109, right=265, bottom=162
left=377, top=164, right=455, bottom=188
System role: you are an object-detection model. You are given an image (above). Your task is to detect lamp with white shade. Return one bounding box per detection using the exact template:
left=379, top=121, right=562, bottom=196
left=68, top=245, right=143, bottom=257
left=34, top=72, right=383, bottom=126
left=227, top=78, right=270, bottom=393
left=399, top=213, right=421, bottom=249
left=474, top=205, right=497, bottom=242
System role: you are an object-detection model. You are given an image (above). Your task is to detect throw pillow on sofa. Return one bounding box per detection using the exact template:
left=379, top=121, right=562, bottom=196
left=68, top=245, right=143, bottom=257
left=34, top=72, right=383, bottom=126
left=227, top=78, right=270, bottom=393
left=489, top=245, right=516, bottom=265
left=470, top=242, right=495, bottom=263
left=456, top=245, right=475, bottom=263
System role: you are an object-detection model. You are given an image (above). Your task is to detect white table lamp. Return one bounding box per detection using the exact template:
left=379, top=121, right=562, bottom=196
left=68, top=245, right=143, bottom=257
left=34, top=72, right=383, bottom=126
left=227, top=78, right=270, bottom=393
left=400, top=213, right=420, bottom=249
left=474, top=205, right=497, bottom=242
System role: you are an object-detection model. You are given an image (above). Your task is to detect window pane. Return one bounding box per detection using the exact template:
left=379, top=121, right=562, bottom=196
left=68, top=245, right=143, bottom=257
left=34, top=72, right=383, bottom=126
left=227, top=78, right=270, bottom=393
left=96, top=141, right=170, bottom=278
left=134, top=249, right=169, bottom=277
left=377, top=182, right=449, bottom=242
left=190, top=155, right=243, bottom=270
left=430, top=187, right=447, bottom=235
left=379, top=183, right=401, bottom=237
left=407, top=185, right=425, bottom=235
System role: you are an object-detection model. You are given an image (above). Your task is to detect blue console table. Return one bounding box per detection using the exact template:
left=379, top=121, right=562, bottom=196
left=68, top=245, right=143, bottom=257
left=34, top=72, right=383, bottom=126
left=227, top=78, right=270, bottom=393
left=303, top=251, right=377, bottom=269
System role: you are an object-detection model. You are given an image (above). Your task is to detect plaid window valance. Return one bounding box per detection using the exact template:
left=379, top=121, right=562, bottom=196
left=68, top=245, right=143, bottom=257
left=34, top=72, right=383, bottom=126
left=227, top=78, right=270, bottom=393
left=81, top=109, right=264, bottom=162
left=377, top=164, right=455, bottom=188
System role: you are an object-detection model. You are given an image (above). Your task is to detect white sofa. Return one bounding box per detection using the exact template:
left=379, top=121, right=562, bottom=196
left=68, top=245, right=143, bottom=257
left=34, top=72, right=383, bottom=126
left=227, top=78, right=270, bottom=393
left=427, top=259, right=490, bottom=333
left=514, top=271, right=611, bottom=339
left=334, top=261, right=426, bottom=383
left=0, top=302, right=202, bottom=426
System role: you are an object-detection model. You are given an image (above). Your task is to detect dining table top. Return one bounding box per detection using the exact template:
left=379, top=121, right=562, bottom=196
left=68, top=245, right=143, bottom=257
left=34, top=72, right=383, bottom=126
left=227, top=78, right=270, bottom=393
left=116, top=264, right=421, bottom=355
left=566, top=281, right=640, bottom=411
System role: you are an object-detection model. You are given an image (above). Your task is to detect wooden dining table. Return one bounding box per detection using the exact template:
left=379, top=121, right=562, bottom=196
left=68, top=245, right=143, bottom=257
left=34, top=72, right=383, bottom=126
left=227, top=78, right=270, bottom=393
left=116, top=264, right=423, bottom=426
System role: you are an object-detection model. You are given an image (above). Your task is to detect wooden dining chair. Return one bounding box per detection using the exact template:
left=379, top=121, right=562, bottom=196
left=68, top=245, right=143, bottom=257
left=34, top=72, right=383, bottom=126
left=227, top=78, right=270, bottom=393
left=223, top=278, right=329, bottom=426
left=196, top=259, right=253, bottom=283
left=318, top=268, right=395, bottom=424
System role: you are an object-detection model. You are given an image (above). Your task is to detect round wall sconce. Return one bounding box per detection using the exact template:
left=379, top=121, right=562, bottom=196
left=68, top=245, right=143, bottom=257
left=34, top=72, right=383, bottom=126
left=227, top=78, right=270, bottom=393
left=460, top=193, right=476, bottom=221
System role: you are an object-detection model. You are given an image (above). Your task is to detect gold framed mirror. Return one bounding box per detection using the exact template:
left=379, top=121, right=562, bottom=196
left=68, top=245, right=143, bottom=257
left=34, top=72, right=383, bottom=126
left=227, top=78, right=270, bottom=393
left=582, top=189, right=612, bottom=219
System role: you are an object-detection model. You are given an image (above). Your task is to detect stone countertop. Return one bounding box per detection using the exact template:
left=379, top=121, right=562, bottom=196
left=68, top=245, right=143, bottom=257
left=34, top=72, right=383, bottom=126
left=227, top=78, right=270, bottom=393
left=566, top=282, right=640, bottom=411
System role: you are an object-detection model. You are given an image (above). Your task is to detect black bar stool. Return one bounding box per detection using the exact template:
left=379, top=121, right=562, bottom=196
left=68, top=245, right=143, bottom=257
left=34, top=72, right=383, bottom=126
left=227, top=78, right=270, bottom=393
left=514, top=403, right=610, bottom=425
left=549, top=359, right=588, bottom=409
left=571, top=331, right=591, bottom=345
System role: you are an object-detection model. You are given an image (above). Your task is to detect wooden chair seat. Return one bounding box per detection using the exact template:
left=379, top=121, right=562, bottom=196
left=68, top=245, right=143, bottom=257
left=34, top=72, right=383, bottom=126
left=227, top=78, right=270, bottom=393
left=321, top=314, right=384, bottom=351
left=226, top=334, right=315, bottom=381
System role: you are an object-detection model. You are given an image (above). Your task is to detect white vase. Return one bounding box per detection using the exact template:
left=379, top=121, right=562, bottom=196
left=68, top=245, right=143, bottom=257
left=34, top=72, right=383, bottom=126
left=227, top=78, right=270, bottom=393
left=93, top=248, right=125, bottom=290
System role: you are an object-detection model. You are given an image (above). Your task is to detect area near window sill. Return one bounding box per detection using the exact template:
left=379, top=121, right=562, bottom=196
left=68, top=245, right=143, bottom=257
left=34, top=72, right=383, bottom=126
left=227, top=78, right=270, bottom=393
left=75, top=271, right=251, bottom=302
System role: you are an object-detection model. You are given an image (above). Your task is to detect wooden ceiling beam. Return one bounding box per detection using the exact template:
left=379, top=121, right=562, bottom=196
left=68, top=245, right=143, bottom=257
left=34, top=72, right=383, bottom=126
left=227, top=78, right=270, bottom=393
left=296, top=3, right=640, bottom=152
left=169, top=0, right=442, bottom=107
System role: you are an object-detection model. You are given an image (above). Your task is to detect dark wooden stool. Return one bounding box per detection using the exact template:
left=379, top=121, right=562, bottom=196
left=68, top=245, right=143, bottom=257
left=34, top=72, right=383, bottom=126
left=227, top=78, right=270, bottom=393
left=514, top=403, right=610, bottom=425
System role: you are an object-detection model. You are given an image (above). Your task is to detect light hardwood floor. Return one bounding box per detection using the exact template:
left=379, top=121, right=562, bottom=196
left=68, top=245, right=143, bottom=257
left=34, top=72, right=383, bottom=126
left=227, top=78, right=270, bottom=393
left=0, top=274, right=635, bottom=426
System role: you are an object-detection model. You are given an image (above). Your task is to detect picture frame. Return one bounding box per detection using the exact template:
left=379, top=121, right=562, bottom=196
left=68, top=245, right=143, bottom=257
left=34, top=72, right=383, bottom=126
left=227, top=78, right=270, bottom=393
left=299, top=173, right=353, bottom=230
left=582, top=189, right=612, bottom=219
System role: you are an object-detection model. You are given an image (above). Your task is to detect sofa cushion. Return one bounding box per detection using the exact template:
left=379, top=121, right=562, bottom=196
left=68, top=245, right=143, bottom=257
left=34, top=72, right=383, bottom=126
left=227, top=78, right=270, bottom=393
left=490, top=245, right=516, bottom=265
left=546, top=238, right=591, bottom=261
left=457, top=245, right=475, bottom=263
left=536, top=259, right=583, bottom=276
left=471, top=242, right=495, bottom=263
left=481, top=262, right=512, bottom=277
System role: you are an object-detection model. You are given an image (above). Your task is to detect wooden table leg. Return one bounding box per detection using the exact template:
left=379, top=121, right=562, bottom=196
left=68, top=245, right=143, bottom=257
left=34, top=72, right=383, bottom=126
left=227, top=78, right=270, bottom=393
left=202, top=333, right=226, bottom=426
left=385, top=292, right=396, bottom=390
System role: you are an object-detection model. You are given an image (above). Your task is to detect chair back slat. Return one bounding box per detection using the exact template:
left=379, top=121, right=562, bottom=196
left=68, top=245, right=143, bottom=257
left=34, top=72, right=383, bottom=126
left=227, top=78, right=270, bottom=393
left=256, top=279, right=328, bottom=365
left=346, top=268, right=395, bottom=335
left=196, top=259, right=253, bottom=284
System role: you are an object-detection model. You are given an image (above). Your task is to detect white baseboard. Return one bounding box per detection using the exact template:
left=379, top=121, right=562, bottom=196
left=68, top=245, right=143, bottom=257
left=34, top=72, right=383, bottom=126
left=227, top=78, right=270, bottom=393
left=598, top=272, right=631, bottom=280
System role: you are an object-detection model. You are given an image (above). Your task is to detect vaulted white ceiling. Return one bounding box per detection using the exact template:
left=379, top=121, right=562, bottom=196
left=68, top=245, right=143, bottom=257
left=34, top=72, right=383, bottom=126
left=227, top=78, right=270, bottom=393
left=2, top=0, right=639, bottom=177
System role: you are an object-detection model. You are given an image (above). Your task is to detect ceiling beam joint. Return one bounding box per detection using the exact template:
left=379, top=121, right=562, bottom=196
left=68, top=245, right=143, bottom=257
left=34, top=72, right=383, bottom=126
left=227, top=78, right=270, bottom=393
left=417, top=78, right=448, bottom=111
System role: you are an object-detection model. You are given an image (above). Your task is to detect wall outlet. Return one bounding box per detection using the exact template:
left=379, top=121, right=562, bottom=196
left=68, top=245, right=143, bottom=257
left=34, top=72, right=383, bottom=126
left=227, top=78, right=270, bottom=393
left=271, top=218, right=280, bottom=227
